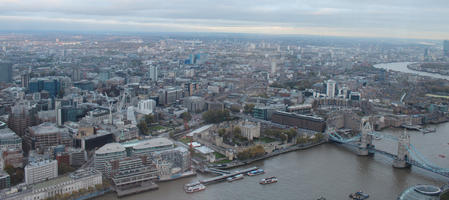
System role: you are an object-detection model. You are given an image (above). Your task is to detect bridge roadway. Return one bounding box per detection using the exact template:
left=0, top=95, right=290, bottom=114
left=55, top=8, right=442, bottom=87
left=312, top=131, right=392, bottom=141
left=329, top=138, right=449, bottom=178
left=198, top=167, right=259, bottom=185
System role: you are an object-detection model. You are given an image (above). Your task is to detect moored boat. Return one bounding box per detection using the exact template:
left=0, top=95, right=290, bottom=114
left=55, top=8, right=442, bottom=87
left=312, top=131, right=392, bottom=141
left=247, top=169, right=265, bottom=176
left=259, top=176, right=278, bottom=185
left=349, top=191, right=369, bottom=200
left=184, top=183, right=206, bottom=193
left=227, top=174, right=244, bottom=182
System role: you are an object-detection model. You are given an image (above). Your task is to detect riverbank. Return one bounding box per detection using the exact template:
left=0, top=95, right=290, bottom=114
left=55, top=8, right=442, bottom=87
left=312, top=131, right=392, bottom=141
left=407, top=62, right=449, bottom=76
left=216, top=140, right=327, bottom=170
left=373, top=62, right=449, bottom=80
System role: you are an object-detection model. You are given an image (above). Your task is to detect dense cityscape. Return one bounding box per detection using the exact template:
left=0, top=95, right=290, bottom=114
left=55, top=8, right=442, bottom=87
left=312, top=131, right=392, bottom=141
left=0, top=1, right=448, bottom=200
left=0, top=33, right=447, bottom=199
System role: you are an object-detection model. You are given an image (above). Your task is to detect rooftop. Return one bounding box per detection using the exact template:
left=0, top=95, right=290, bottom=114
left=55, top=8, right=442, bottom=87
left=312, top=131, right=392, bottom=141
left=132, top=138, right=174, bottom=150
left=29, top=122, right=67, bottom=135
left=187, top=124, right=213, bottom=137
left=0, top=127, right=20, bottom=139
left=26, top=159, right=57, bottom=168
left=96, top=143, right=126, bottom=155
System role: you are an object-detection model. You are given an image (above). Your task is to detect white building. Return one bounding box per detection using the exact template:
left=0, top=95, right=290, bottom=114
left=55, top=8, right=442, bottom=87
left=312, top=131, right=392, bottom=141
left=326, top=80, right=336, bottom=98
left=24, top=159, right=58, bottom=184
left=0, top=168, right=102, bottom=200
left=149, top=66, right=158, bottom=82
left=240, top=121, right=261, bottom=141
left=136, top=99, right=156, bottom=115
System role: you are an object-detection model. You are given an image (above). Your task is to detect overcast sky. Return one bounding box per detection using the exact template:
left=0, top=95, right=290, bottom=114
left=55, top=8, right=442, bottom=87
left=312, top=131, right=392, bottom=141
left=1, top=0, right=448, bottom=39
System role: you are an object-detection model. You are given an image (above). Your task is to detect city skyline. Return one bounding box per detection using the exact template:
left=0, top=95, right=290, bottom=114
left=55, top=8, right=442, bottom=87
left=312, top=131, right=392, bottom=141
left=1, top=0, right=449, bottom=40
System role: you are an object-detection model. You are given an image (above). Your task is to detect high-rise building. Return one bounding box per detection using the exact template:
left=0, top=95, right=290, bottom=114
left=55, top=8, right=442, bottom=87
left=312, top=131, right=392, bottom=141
left=72, top=67, right=81, bottom=81
left=326, top=80, right=336, bottom=98
left=0, top=63, right=12, bottom=83
left=8, top=102, right=38, bottom=137
left=444, top=40, right=449, bottom=57
left=24, top=159, right=58, bottom=184
left=271, top=61, right=277, bottom=75
left=149, top=66, right=158, bottom=82
left=136, top=99, right=156, bottom=115
left=184, top=96, right=205, bottom=113
left=158, top=87, right=183, bottom=105
left=20, top=73, right=30, bottom=88
left=28, top=78, right=61, bottom=97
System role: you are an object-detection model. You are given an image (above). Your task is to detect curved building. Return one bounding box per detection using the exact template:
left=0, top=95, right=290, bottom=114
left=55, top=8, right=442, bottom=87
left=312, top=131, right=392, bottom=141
left=398, top=184, right=442, bottom=200
left=94, top=143, right=126, bottom=174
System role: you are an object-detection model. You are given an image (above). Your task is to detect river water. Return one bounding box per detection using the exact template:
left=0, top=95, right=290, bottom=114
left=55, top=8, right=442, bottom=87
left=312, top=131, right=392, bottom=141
left=95, top=63, right=449, bottom=200
left=96, top=123, right=449, bottom=200
left=374, top=62, right=449, bottom=80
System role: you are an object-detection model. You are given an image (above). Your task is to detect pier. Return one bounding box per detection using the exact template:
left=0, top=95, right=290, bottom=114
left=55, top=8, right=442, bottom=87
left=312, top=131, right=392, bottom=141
left=192, top=167, right=259, bottom=185
left=400, top=124, right=436, bottom=134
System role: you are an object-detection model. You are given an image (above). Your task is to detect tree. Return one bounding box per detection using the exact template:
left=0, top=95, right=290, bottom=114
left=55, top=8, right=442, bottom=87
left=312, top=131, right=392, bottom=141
left=144, top=114, right=155, bottom=124
left=180, top=112, right=192, bottom=121
left=137, top=121, right=149, bottom=135
left=244, top=104, right=255, bottom=114
left=233, top=127, right=241, bottom=135
left=218, top=128, right=226, bottom=137
left=237, top=145, right=265, bottom=160
left=95, top=184, right=103, bottom=191
left=4, top=164, right=14, bottom=175
left=202, top=109, right=231, bottom=124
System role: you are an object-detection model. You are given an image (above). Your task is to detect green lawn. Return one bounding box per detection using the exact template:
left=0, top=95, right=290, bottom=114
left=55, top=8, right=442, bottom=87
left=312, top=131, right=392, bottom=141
left=150, top=125, right=167, bottom=131
left=213, top=152, right=226, bottom=159
left=179, top=137, right=191, bottom=144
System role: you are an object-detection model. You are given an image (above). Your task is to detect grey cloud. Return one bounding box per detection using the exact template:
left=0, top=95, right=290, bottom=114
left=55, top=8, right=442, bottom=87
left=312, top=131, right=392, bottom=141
left=0, top=0, right=448, bottom=39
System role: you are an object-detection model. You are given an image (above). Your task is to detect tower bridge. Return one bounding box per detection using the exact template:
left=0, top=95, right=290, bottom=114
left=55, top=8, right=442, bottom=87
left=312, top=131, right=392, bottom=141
left=327, top=118, right=449, bottom=178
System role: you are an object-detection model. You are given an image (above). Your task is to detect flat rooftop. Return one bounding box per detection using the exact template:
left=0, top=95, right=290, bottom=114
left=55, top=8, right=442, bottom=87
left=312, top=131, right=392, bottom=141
left=96, top=143, right=126, bottom=155
left=0, top=127, right=20, bottom=139
left=133, top=138, right=174, bottom=150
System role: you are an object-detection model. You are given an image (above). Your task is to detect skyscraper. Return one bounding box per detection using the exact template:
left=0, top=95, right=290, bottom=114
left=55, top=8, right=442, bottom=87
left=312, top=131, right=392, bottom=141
left=271, top=61, right=277, bottom=75
left=149, top=66, right=158, bottom=82
left=444, top=40, right=449, bottom=57
left=326, top=80, right=336, bottom=98
left=21, top=73, right=30, bottom=88
left=0, top=63, right=12, bottom=83
left=72, top=67, right=81, bottom=81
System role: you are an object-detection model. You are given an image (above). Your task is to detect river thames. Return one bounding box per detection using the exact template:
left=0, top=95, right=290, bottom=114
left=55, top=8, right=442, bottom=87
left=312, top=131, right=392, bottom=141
left=95, top=63, right=449, bottom=200
left=96, top=123, right=449, bottom=200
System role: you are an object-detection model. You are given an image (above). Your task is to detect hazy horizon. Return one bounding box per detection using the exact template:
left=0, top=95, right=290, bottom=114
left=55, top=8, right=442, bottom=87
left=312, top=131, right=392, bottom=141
left=1, top=0, right=448, bottom=40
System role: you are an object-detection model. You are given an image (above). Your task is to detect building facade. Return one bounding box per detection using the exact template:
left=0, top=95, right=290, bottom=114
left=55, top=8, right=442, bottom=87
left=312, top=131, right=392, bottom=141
left=326, top=80, right=336, bottom=98
left=0, top=168, right=102, bottom=200
left=24, top=159, right=58, bottom=184
left=24, top=122, right=72, bottom=152
left=271, top=111, right=326, bottom=132
left=0, top=127, right=22, bottom=151
left=94, top=143, right=127, bottom=174
left=0, top=63, right=13, bottom=83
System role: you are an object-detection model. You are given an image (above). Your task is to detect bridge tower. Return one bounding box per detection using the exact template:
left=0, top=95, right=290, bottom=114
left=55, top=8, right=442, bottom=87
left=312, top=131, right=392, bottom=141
left=358, top=118, right=373, bottom=156
left=393, top=129, right=411, bottom=168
